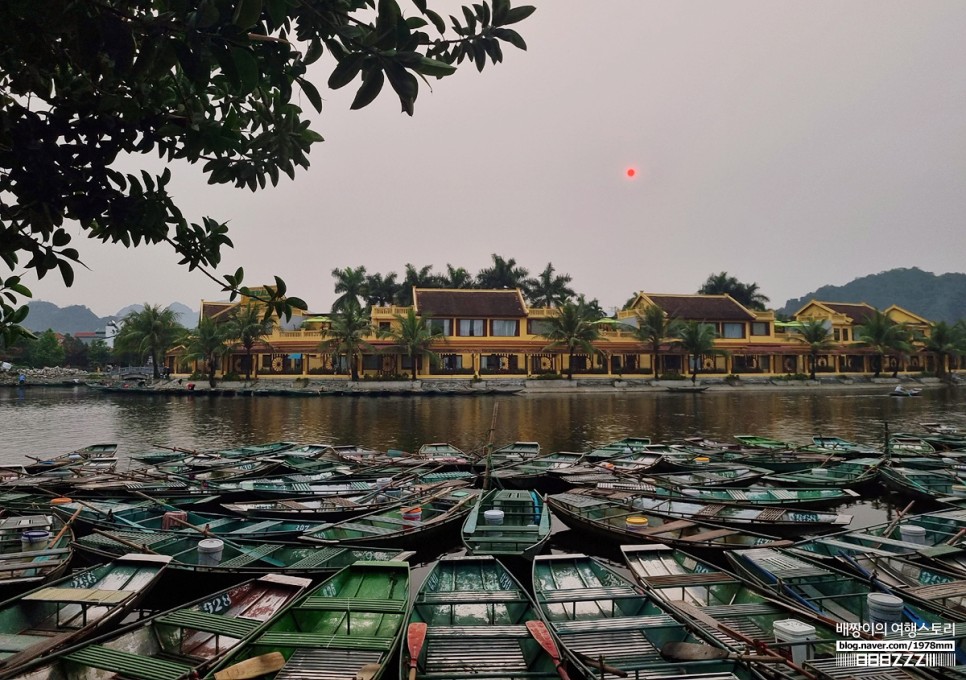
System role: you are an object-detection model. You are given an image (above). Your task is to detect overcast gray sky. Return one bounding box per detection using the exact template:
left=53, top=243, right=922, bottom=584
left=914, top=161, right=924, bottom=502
left=24, top=1, right=966, bottom=317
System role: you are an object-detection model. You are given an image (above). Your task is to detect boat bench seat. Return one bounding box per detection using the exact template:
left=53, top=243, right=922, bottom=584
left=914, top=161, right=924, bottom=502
left=328, top=523, right=396, bottom=535
left=0, top=634, right=39, bottom=652
left=193, top=517, right=237, bottom=530
left=632, top=520, right=695, bottom=536
left=158, top=609, right=263, bottom=638
left=678, top=528, right=738, bottom=542
left=217, top=544, right=284, bottom=568
left=256, top=632, right=395, bottom=650
left=367, top=516, right=421, bottom=527
left=63, top=645, right=193, bottom=680
left=0, top=559, right=63, bottom=572
left=299, top=597, right=407, bottom=612
left=470, top=525, right=538, bottom=533
left=427, top=624, right=529, bottom=637
left=22, top=587, right=133, bottom=605
left=541, top=586, right=640, bottom=603
left=421, top=590, right=525, bottom=604
left=641, top=572, right=739, bottom=588
left=552, top=613, right=677, bottom=634
left=226, top=520, right=283, bottom=535
left=810, top=538, right=896, bottom=556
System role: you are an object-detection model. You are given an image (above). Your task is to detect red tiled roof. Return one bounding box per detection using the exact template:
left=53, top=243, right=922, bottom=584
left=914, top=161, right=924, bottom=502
left=414, top=289, right=526, bottom=318
left=646, top=295, right=755, bottom=321
left=821, top=303, right=876, bottom=325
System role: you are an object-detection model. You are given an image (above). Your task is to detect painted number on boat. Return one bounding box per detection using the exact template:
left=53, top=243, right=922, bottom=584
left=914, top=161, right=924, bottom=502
left=71, top=571, right=99, bottom=589
left=201, top=594, right=232, bottom=614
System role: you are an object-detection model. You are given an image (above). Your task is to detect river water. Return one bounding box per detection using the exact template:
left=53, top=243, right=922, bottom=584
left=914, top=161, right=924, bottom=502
left=2, top=383, right=965, bottom=534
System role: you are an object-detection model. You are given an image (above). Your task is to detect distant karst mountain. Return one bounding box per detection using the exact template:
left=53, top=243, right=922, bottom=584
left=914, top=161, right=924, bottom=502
left=24, top=301, right=199, bottom=334
left=780, top=267, right=966, bottom=323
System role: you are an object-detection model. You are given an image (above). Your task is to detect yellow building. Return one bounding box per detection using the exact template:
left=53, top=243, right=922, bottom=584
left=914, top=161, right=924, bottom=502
left=171, top=287, right=942, bottom=381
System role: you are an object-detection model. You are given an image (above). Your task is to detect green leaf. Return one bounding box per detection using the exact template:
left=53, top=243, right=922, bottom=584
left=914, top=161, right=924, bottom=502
left=350, top=68, right=385, bottom=110
left=232, top=0, right=263, bottom=30
left=502, top=5, right=536, bottom=25
left=231, top=47, right=259, bottom=94
left=299, top=77, right=323, bottom=112
left=287, top=296, right=308, bottom=311
left=493, top=0, right=510, bottom=23
left=305, top=38, right=324, bottom=65
left=415, top=56, right=456, bottom=77
left=57, top=260, right=74, bottom=287
left=328, top=53, right=365, bottom=89
left=493, top=27, right=527, bottom=50
left=424, top=9, right=446, bottom=33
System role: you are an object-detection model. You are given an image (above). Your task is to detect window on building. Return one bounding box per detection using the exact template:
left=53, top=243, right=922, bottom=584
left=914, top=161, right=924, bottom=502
left=491, top=320, right=518, bottom=337
left=458, top=319, right=485, bottom=337
left=833, top=329, right=841, bottom=341
left=722, top=323, right=745, bottom=339
left=528, top=319, right=553, bottom=336
left=699, top=322, right=719, bottom=337
left=362, top=355, right=380, bottom=370
left=429, top=319, right=451, bottom=336
left=378, top=321, right=391, bottom=331
left=751, top=322, right=769, bottom=336
left=842, top=329, right=849, bottom=341
left=442, top=354, right=463, bottom=369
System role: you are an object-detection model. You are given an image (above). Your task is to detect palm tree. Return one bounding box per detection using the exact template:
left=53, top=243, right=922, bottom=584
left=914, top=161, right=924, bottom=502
left=397, top=264, right=441, bottom=305
left=525, top=263, right=575, bottom=308
left=697, top=272, right=770, bottom=311
left=113, top=304, right=184, bottom=378
left=792, top=318, right=833, bottom=380
left=629, top=304, right=683, bottom=379
left=540, top=300, right=603, bottom=379
left=922, top=321, right=966, bottom=381
left=476, top=254, right=529, bottom=290
left=331, top=265, right=367, bottom=312
left=183, top=316, right=229, bottom=387
left=227, top=303, right=274, bottom=381
left=365, top=272, right=400, bottom=307
left=319, top=305, right=374, bottom=381
left=442, top=264, right=474, bottom=289
left=380, top=309, right=443, bottom=380
left=672, top=321, right=728, bottom=384
left=856, top=310, right=913, bottom=378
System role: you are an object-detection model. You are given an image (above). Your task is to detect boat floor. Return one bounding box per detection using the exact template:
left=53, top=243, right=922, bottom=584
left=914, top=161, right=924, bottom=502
left=275, top=648, right=382, bottom=680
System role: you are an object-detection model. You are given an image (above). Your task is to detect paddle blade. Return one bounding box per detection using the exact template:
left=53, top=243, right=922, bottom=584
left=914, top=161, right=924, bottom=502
left=214, top=652, right=286, bottom=680
left=407, top=622, right=428, bottom=680
left=526, top=620, right=571, bottom=680
left=356, top=662, right=382, bottom=680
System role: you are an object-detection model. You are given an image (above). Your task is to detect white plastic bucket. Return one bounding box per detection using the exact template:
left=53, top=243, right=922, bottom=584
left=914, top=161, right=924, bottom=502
left=625, top=516, right=650, bottom=532
left=197, top=538, right=224, bottom=566
left=773, top=619, right=816, bottom=666
left=21, top=530, right=49, bottom=552
left=811, top=468, right=829, bottom=476
left=483, top=510, right=505, bottom=526
left=867, top=593, right=904, bottom=630
left=375, top=477, right=393, bottom=489
left=899, top=525, right=927, bottom=545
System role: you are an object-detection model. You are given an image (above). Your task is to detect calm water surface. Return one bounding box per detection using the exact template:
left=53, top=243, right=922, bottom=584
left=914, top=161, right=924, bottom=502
left=3, top=384, right=965, bottom=536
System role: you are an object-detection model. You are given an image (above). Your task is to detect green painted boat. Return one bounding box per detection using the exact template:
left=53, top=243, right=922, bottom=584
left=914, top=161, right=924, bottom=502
left=595, top=480, right=861, bottom=507
left=461, top=489, right=551, bottom=559
left=0, top=553, right=171, bottom=676
left=202, top=560, right=410, bottom=680
left=402, top=555, right=564, bottom=680
left=532, top=553, right=756, bottom=678
left=762, top=457, right=883, bottom=489
left=73, top=529, right=413, bottom=578
left=0, top=514, right=75, bottom=591
left=10, top=573, right=312, bottom=680
left=733, top=435, right=792, bottom=450
left=299, top=487, right=480, bottom=549
left=880, top=466, right=963, bottom=502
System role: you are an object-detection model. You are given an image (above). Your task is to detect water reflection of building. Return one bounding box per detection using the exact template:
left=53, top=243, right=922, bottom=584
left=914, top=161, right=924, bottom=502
left=167, top=287, right=947, bottom=380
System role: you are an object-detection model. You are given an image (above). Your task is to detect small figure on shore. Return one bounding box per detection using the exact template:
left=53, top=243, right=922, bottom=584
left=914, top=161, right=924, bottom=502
left=17, top=373, right=26, bottom=386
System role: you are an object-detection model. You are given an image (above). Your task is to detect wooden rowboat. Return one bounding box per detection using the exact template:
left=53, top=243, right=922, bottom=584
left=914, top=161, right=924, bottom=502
left=532, top=553, right=756, bottom=678
left=402, top=555, right=565, bottom=680
left=461, top=489, right=551, bottom=560
left=0, top=553, right=171, bottom=675
left=10, top=573, right=312, bottom=680
left=202, top=560, right=410, bottom=680
left=0, top=513, right=76, bottom=592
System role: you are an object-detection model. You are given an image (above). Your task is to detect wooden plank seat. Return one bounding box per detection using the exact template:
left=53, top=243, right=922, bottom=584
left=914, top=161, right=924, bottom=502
left=551, top=614, right=676, bottom=634
left=274, top=648, right=382, bottom=680
left=0, top=634, right=40, bottom=652
left=541, top=586, right=640, bottom=603
left=157, top=610, right=263, bottom=638
left=255, top=632, right=395, bottom=650
left=421, top=590, right=526, bottom=604
left=22, top=587, right=133, bottom=605
left=326, top=523, right=396, bottom=536
left=641, top=572, right=739, bottom=588
left=906, top=581, right=966, bottom=600
left=0, top=560, right=66, bottom=572
left=694, top=504, right=726, bottom=518
left=299, top=597, right=407, bottom=612
left=63, top=645, right=193, bottom=680
left=470, top=525, right=539, bottom=532
left=226, top=520, right=283, bottom=535
left=556, top=629, right=661, bottom=666
left=632, top=520, right=696, bottom=536
left=703, top=602, right=785, bottom=618
left=678, top=528, right=739, bottom=543
left=810, top=538, right=898, bottom=556
left=365, top=516, right=421, bottom=527
left=0, top=547, right=71, bottom=561
left=189, top=517, right=237, bottom=531
left=426, top=625, right=529, bottom=637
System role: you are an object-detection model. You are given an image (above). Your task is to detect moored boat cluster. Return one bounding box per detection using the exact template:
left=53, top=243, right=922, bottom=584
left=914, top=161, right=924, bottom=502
left=1, top=427, right=966, bottom=678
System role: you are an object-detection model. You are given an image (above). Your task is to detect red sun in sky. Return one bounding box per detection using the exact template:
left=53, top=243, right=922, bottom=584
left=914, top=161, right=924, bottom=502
left=625, top=167, right=637, bottom=178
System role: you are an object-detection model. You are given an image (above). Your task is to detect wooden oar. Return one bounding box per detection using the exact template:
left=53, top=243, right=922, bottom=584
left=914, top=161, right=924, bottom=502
left=356, top=662, right=382, bottom=680
left=406, top=622, right=427, bottom=680
left=661, top=641, right=788, bottom=663
left=571, top=650, right=627, bottom=678
left=872, top=500, right=915, bottom=549
left=525, top=620, right=571, bottom=680
left=48, top=507, right=82, bottom=545
left=213, top=652, right=286, bottom=680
